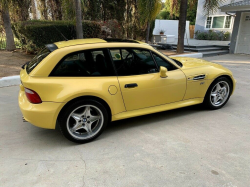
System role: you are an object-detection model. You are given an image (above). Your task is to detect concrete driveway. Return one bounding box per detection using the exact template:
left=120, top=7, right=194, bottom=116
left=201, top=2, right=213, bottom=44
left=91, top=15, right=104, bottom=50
left=0, top=54, right=249, bottom=187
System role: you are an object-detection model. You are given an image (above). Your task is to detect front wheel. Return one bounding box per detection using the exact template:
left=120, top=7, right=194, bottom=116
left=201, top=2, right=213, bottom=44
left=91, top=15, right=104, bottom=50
left=203, top=77, right=232, bottom=110
left=58, top=99, right=108, bottom=143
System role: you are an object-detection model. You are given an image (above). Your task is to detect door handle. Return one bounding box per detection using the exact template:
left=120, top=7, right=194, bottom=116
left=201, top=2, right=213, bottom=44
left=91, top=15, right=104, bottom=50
left=125, top=83, right=138, bottom=88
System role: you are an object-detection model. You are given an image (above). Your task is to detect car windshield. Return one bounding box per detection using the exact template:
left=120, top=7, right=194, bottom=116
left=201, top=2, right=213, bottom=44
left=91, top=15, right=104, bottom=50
left=154, top=48, right=183, bottom=67
left=26, top=48, right=50, bottom=74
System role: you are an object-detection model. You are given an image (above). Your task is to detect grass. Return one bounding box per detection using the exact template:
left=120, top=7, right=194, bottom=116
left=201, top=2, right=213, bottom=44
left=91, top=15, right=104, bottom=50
left=0, top=36, right=22, bottom=49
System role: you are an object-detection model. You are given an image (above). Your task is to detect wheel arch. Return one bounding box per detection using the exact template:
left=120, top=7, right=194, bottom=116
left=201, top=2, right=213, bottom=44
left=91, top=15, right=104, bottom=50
left=56, top=95, right=112, bottom=128
left=205, top=74, right=234, bottom=98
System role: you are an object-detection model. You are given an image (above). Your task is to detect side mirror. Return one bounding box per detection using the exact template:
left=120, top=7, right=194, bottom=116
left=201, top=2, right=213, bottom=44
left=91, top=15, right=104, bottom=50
left=160, top=66, right=168, bottom=78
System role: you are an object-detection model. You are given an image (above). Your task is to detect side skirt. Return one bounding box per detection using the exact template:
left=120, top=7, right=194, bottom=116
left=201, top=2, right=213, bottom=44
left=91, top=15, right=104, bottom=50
left=112, top=98, right=204, bottom=121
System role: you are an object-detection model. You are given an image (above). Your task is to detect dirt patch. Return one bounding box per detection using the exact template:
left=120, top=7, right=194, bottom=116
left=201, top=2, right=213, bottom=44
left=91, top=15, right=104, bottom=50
left=0, top=50, right=34, bottom=78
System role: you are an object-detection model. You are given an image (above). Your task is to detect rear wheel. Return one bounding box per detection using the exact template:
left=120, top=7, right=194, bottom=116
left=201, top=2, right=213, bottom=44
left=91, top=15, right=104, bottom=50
left=204, top=77, right=232, bottom=109
left=58, top=99, right=108, bottom=143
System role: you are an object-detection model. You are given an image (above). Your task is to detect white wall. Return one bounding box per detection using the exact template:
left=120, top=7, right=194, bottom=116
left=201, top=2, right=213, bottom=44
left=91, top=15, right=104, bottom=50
left=194, top=0, right=240, bottom=33
left=153, top=19, right=190, bottom=38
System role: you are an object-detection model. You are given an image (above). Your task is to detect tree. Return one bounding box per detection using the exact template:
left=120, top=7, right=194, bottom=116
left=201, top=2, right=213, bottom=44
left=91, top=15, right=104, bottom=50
left=38, top=0, right=48, bottom=20
left=61, top=0, right=75, bottom=20
left=47, top=0, right=63, bottom=20
left=169, top=0, right=221, bottom=53
left=31, top=0, right=37, bottom=19
left=157, top=0, right=197, bottom=24
left=0, top=1, right=16, bottom=51
left=177, top=0, right=188, bottom=53
left=11, top=0, right=31, bottom=21
left=75, top=0, right=83, bottom=39
left=138, top=0, right=161, bottom=43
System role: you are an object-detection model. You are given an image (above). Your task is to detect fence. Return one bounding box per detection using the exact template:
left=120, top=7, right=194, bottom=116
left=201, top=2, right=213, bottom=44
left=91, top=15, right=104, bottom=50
left=189, top=25, right=195, bottom=39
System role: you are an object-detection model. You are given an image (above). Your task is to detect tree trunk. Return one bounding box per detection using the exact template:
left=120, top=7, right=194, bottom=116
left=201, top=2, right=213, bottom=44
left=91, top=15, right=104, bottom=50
left=74, top=0, right=83, bottom=39
left=39, top=0, right=48, bottom=20
left=145, top=21, right=150, bottom=43
left=126, top=0, right=129, bottom=39
left=55, top=0, right=62, bottom=20
left=177, top=0, right=188, bottom=53
left=20, top=0, right=30, bottom=21
left=31, top=0, right=37, bottom=19
left=1, top=8, right=16, bottom=51
left=47, top=0, right=62, bottom=20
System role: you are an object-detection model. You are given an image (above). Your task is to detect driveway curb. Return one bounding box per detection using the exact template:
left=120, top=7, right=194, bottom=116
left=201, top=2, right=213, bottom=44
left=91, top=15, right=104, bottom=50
left=0, top=75, right=20, bottom=88
left=170, top=53, right=203, bottom=58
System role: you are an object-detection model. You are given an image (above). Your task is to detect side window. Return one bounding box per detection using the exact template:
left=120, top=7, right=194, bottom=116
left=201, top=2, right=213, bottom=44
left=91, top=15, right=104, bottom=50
left=152, top=53, right=177, bottom=71
left=50, top=49, right=115, bottom=76
left=110, top=48, right=158, bottom=76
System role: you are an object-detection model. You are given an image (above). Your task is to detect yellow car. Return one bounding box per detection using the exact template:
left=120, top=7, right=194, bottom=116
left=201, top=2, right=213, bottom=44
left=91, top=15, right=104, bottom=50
left=19, top=38, right=236, bottom=143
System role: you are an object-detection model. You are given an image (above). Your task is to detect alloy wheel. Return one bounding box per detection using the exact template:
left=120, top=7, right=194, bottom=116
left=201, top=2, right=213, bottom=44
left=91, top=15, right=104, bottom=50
left=66, top=105, right=104, bottom=140
left=210, top=81, right=230, bottom=107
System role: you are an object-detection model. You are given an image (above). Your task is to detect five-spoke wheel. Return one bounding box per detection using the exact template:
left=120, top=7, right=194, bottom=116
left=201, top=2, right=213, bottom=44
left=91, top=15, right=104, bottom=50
left=58, top=100, right=108, bottom=143
left=210, top=81, right=230, bottom=107
left=204, top=77, right=232, bottom=109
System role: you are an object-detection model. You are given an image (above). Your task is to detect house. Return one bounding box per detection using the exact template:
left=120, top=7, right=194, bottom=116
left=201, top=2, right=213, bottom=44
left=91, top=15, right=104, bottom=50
left=220, top=0, right=250, bottom=54
left=194, top=0, right=242, bottom=35
left=194, top=0, right=250, bottom=54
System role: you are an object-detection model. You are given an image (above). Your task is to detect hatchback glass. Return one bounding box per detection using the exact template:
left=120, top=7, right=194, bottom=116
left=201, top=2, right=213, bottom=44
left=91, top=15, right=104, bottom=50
left=26, top=48, right=50, bottom=74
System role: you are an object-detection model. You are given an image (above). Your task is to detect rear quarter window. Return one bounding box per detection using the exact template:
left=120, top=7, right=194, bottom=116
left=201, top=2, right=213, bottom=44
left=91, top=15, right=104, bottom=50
left=26, top=48, right=50, bottom=74
left=50, top=49, right=115, bottom=77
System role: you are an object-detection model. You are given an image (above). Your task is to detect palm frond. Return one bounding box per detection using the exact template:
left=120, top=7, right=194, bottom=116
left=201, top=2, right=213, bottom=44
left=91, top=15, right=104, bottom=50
left=203, top=0, right=226, bottom=15
left=138, top=0, right=162, bottom=25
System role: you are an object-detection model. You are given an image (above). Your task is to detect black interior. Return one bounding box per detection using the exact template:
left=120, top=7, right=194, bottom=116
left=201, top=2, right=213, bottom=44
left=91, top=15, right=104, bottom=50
left=50, top=49, right=114, bottom=77
left=112, top=48, right=158, bottom=76
left=50, top=48, right=179, bottom=77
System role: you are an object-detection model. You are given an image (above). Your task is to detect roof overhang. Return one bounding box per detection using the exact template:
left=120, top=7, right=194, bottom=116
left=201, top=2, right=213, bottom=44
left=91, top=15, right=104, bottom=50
left=220, top=5, right=250, bottom=12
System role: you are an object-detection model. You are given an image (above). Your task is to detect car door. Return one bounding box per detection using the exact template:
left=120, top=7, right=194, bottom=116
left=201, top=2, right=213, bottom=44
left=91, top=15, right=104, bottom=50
left=109, top=48, right=187, bottom=111
left=49, top=48, right=126, bottom=115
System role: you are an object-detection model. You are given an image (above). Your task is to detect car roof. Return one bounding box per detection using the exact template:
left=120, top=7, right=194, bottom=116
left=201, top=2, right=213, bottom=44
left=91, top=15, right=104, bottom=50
left=46, top=38, right=147, bottom=52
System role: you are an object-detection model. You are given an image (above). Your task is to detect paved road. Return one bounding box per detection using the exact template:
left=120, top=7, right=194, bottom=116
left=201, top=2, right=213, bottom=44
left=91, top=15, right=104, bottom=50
left=0, top=54, right=249, bottom=187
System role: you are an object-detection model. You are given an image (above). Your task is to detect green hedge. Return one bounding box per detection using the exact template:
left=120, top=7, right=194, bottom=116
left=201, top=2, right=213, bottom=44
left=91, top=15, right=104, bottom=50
left=194, top=30, right=230, bottom=41
left=12, top=20, right=101, bottom=52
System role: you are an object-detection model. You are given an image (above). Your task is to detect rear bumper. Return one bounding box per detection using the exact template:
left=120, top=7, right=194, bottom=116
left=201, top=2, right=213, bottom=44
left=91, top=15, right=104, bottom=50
left=18, top=87, right=64, bottom=129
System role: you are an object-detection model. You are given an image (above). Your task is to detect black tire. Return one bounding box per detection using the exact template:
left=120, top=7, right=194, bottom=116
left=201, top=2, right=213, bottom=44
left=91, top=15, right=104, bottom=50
left=58, top=99, right=109, bottom=143
left=203, top=76, right=232, bottom=110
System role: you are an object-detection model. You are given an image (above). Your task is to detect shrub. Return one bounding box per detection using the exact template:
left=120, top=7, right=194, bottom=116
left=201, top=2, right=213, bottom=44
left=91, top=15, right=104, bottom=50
left=195, top=30, right=230, bottom=41
left=195, top=30, right=208, bottom=40
left=12, top=20, right=101, bottom=53
left=224, top=31, right=230, bottom=41
left=208, top=30, right=219, bottom=40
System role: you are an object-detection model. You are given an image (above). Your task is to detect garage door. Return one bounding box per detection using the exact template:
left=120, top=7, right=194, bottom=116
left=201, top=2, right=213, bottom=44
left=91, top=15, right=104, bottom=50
left=236, top=13, right=250, bottom=54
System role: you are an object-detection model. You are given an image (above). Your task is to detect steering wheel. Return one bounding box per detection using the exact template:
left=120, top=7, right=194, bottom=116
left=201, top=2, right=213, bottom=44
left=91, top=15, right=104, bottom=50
left=124, top=52, right=135, bottom=69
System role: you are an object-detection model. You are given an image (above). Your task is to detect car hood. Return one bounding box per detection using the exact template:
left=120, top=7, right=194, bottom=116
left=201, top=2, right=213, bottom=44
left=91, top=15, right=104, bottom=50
left=171, top=57, right=233, bottom=80
left=171, top=57, right=219, bottom=69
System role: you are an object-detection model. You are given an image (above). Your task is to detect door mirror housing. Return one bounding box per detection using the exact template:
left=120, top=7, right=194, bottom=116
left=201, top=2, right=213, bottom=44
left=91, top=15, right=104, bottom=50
left=160, top=66, right=168, bottom=78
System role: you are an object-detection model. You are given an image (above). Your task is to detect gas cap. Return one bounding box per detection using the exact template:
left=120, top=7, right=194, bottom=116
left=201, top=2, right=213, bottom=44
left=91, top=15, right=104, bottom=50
left=108, top=85, right=118, bottom=95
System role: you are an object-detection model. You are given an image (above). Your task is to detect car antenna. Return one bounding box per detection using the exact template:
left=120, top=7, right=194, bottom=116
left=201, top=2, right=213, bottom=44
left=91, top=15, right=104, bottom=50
left=53, top=25, right=68, bottom=41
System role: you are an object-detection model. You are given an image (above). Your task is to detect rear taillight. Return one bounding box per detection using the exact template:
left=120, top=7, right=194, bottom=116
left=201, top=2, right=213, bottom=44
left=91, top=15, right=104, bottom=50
left=25, top=88, right=42, bottom=104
